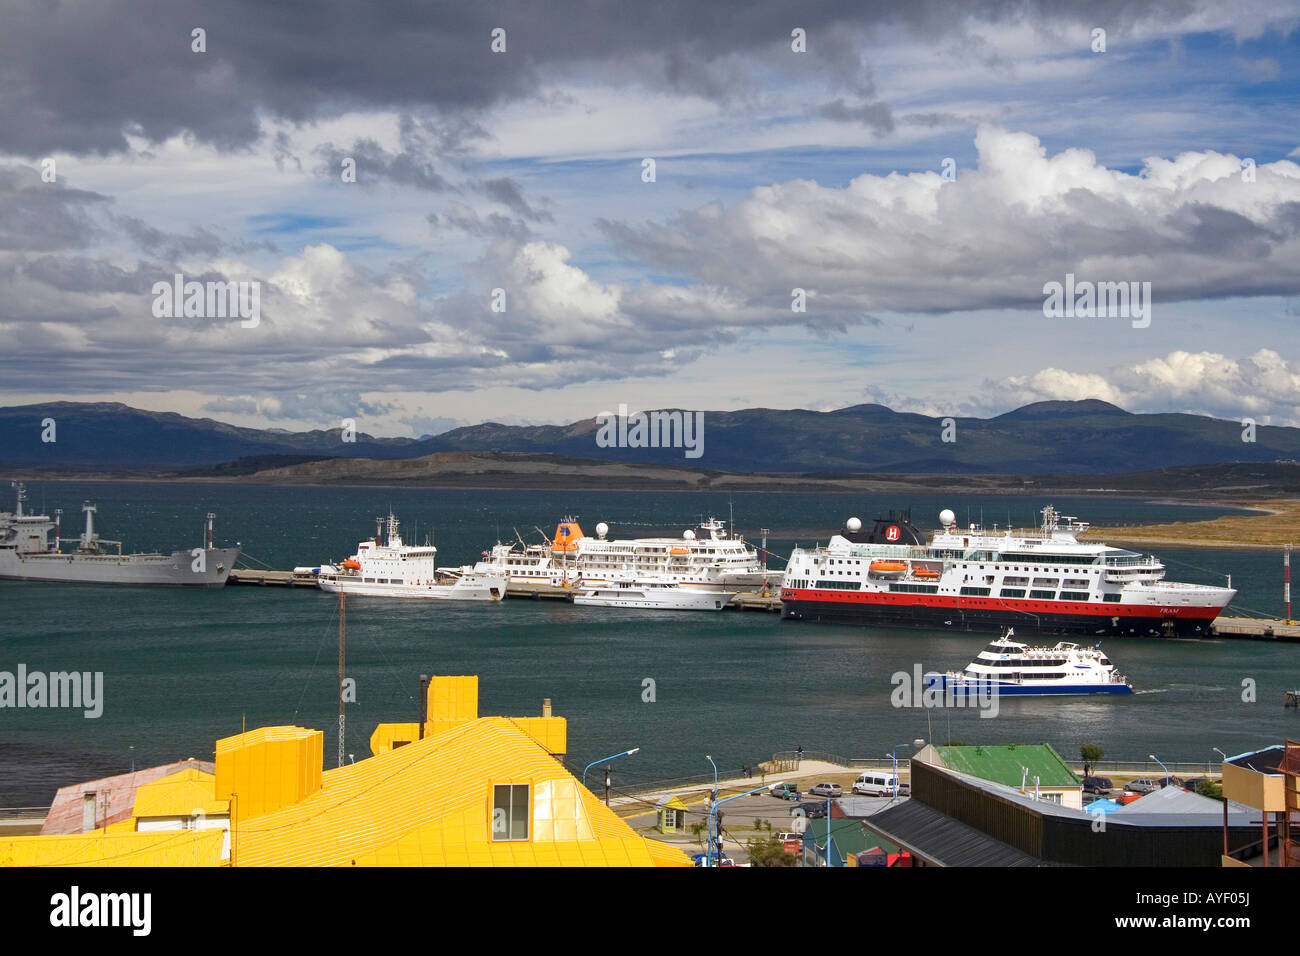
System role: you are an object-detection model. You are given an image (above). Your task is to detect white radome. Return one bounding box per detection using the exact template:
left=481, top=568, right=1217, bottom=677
left=596, top=522, right=609, bottom=538
left=846, top=517, right=862, bottom=532
left=939, top=509, right=956, bottom=527
left=683, top=529, right=696, bottom=540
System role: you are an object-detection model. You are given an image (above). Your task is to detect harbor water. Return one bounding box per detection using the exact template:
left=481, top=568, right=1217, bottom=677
left=1, top=482, right=1295, bottom=806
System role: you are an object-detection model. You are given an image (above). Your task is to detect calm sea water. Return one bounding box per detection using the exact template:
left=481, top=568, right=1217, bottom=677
left=1, top=482, right=1296, bottom=806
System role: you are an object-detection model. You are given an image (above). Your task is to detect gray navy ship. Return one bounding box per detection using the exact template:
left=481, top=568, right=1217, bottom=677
left=0, top=482, right=238, bottom=587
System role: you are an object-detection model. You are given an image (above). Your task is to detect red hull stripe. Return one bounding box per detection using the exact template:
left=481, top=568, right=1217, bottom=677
left=779, top=589, right=1222, bottom=620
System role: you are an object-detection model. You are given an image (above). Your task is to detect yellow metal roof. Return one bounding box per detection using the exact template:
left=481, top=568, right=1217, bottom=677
left=0, top=830, right=222, bottom=867
left=232, top=717, right=689, bottom=867
left=132, top=768, right=228, bottom=819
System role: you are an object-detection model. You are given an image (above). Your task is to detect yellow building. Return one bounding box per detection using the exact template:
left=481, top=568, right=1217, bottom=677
left=1, top=676, right=689, bottom=868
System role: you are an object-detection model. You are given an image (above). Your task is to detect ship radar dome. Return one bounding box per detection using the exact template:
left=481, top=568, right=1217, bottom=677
left=846, top=517, right=862, bottom=532
left=683, top=529, right=696, bottom=539
left=595, top=522, right=609, bottom=539
left=939, top=509, right=956, bottom=527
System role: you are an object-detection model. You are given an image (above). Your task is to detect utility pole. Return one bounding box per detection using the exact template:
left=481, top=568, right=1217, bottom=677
left=1286, top=547, right=1292, bottom=623
left=337, top=590, right=346, bottom=769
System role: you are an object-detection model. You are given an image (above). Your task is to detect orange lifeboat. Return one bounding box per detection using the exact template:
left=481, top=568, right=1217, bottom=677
left=869, top=560, right=907, bottom=573
left=670, top=547, right=690, bottom=555
left=342, top=558, right=362, bottom=571
left=913, top=567, right=941, bottom=579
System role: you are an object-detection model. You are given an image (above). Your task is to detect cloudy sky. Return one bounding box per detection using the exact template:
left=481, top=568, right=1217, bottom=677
left=2, top=0, right=1299, bottom=436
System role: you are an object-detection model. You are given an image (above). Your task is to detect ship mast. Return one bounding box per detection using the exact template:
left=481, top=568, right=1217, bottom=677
left=338, top=589, right=346, bottom=769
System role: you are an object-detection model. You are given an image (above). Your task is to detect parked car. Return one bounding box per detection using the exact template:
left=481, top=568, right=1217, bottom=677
left=791, top=801, right=828, bottom=819
left=1125, top=778, right=1161, bottom=795
left=1178, top=777, right=1203, bottom=793
left=1082, top=776, right=1113, bottom=795
left=769, top=782, right=801, bottom=800
left=809, top=782, right=843, bottom=797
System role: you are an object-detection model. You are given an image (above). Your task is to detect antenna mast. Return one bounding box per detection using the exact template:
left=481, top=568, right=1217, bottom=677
left=338, top=590, right=346, bottom=769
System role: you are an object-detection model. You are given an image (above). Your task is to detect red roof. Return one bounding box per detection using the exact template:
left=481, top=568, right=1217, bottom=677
left=40, top=760, right=214, bottom=834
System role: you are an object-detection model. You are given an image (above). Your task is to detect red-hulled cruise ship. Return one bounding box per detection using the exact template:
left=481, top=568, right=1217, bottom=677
left=779, top=506, right=1235, bottom=637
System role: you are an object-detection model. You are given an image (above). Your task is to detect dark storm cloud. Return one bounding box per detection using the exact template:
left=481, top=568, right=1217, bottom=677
left=313, top=139, right=451, bottom=191
left=428, top=204, right=535, bottom=241
left=483, top=177, right=551, bottom=222
left=0, top=166, right=109, bottom=251
left=114, top=216, right=226, bottom=258
left=817, top=99, right=895, bottom=135
left=0, top=0, right=1207, bottom=156
left=20, top=256, right=154, bottom=294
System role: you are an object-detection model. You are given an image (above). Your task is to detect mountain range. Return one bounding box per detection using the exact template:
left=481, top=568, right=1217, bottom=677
left=2, top=399, right=1299, bottom=475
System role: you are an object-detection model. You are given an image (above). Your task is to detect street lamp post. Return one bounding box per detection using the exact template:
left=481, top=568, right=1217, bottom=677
left=708, top=784, right=769, bottom=867
left=582, top=748, right=640, bottom=805
left=1149, top=753, right=1170, bottom=788
left=705, top=754, right=719, bottom=860
left=887, top=743, right=915, bottom=797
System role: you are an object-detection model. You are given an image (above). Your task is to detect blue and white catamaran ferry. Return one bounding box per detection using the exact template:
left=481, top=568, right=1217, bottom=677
left=926, top=629, right=1134, bottom=696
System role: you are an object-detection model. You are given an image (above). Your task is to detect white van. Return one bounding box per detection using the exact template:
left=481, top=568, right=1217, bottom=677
left=852, top=771, right=901, bottom=796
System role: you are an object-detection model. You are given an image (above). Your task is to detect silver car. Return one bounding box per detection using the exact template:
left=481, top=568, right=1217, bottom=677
left=809, top=782, right=843, bottom=797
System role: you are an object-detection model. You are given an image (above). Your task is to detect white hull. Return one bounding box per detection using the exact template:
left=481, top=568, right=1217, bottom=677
left=317, top=572, right=507, bottom=601
left=0, top=547, right=238, bottom=587
left=573, top=585, right=735, bottom=611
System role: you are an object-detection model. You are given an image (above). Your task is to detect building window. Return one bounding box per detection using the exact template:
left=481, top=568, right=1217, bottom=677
left=492, top=784, right=529, bottom=841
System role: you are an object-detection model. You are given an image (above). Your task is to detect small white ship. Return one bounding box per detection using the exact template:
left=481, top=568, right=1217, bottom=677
left=316, top=513, right=507, bottom=601
left=925, top=629, right=1134, bottom=696
left=572, top=578, right=736, bottom=611
left=0, top=483, right=237, bottom=587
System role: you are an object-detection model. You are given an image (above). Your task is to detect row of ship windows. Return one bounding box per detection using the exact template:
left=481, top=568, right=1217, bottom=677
left=796, top=580, right=1124, bottom=602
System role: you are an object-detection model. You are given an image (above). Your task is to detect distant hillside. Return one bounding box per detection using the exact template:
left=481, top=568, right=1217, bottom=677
left=0, top=402, right=417, bottom=468
left=2, top=399, right=1299, bottom=475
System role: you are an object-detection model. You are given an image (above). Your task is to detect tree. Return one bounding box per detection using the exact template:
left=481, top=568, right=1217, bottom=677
left=1080, top=743, right=1105, bottom=777
left=747, top=836, right=797, bottom=867
left=1194, top=778, right=1224, bottom=801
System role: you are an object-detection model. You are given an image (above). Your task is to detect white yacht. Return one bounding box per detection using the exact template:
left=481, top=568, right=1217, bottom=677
left=572, top=578, right=736, bottom=611
left=925, top=629, right=1134, bottom=696
left=316, top=514, right=507, bottom=601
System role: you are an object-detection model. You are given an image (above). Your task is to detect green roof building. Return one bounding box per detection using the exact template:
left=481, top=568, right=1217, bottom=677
left=923, top=744, right=1083, bottom=809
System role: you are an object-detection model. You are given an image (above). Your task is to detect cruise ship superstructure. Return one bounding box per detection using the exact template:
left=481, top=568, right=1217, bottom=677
left=456, top=517, right=780, bottom=593
left=0, top=482, right=237, bottom=587
left=780, top=506, right=1235, bottom=636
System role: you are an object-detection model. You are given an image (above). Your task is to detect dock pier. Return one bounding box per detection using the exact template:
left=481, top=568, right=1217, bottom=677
left=225, top=569, right=784, bottom=609
left=1209, top=617, right=1300, bottom=641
